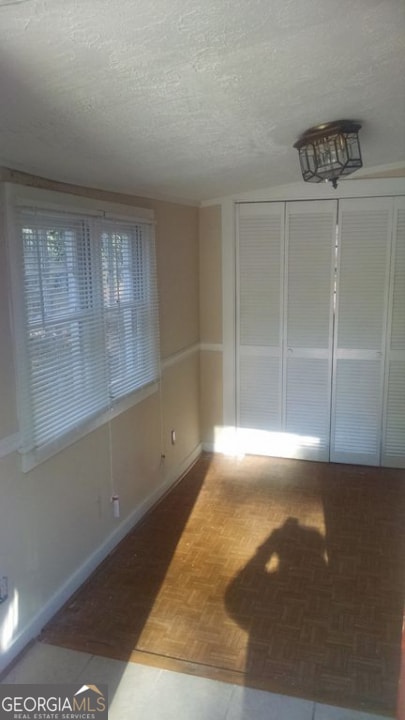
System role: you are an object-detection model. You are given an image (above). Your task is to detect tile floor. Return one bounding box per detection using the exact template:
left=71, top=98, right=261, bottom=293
left=1, top=641, right=393, bottom=720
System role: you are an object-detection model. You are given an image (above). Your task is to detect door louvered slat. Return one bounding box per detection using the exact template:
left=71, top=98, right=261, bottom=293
left=331, top=198, right=392, bottom=466
left=285, top=358, right=331, bottom=460
left=337, top=211, right=390, bottom=350
left=333, top=359, right=382, bottom=463
left=239, top=205, right=283, bottom=347
left=239, top=355, right=281, bottom=432
left=383, top=199, right=405, bottom=467
left=383, top=362, right=405, bottom=465
left=238, top=203, right=284, bottom=450
left=286, top=207, right=335, bottom=349
left=284, top=201, right=336, bottom=461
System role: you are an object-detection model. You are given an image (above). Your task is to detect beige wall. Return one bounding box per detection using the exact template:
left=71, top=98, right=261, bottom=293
left=199, top=205, right=223, bottom=446
left=199, top=205, right=222, bottom=345
left=161, top=353, right=201, bottom=468
left=0, top=169, right=200, bottom=670
left=156, top=201, right=199, bottom=359
left=200, top=351, right=223, bottom=447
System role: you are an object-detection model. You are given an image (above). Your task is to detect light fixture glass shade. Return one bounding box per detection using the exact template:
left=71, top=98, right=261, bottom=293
left=294, top=121, right=362, bottom=188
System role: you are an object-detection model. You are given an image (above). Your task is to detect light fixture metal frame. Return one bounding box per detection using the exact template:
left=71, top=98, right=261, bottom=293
left=294, top=120, right=363, bottom=189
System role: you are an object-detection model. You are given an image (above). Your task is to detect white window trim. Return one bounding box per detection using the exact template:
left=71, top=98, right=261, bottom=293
left=8, top=184, right=155, bottom=223
left=3, top=183, right=159, bottom=472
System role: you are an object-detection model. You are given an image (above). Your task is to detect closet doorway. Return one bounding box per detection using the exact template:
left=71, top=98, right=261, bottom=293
left=236, top=196, right=405, bottom=468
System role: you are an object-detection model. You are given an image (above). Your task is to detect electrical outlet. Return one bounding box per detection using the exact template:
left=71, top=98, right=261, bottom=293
left=0, top=576, right=8, bottom=604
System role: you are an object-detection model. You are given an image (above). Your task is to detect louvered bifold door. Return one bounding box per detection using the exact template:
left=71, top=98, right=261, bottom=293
left=382, top=197, right=405, bottom=468
left=237, top=202, right=284, bottom=455
left=284, top=201, right=336, bottom=461
left=331, top=197, right=393, bottom=466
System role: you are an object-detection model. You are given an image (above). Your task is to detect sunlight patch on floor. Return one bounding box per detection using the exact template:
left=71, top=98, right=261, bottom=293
left=213, top=426, right=320, bottom=459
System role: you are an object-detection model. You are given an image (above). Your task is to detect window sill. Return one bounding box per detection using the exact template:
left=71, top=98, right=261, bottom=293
left=21, top=381, right=159, bottom=473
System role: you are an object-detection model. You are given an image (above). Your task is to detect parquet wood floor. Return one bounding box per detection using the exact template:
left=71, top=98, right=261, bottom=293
left=41, top=453, right=405, bottom=715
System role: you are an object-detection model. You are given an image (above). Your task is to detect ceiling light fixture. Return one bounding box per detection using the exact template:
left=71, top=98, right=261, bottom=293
left=294, top=120, right=362, bottom=189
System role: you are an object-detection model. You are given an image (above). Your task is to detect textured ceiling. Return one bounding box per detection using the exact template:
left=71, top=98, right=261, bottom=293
left=0, top=0, right=404, bottom=201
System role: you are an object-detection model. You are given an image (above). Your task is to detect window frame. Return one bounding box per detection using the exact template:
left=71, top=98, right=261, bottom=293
left=4, top=183, right=159, bottom=472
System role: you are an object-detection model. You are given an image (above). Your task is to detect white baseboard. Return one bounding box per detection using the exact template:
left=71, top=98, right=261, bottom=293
left=0, top=443, right=202, bottom=676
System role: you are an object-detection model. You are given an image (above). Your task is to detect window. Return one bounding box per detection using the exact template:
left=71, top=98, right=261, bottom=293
left=12, top=203, right=159, bottom=466
left=101, top=221, right=159, bottom=400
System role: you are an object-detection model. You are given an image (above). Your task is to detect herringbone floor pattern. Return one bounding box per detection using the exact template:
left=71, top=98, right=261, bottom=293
left=41, top=453, right=405, bottom=715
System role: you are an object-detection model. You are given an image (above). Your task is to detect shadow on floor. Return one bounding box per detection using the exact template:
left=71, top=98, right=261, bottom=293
left=224, top=462, right=405, bottom=716
left=40, top=454, right=212, bottom=687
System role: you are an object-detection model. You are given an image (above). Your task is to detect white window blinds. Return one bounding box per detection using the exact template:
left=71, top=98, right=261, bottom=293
left=15, top=207, right=159, bottom=458
left=101, top=220, right=160, bottom=401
